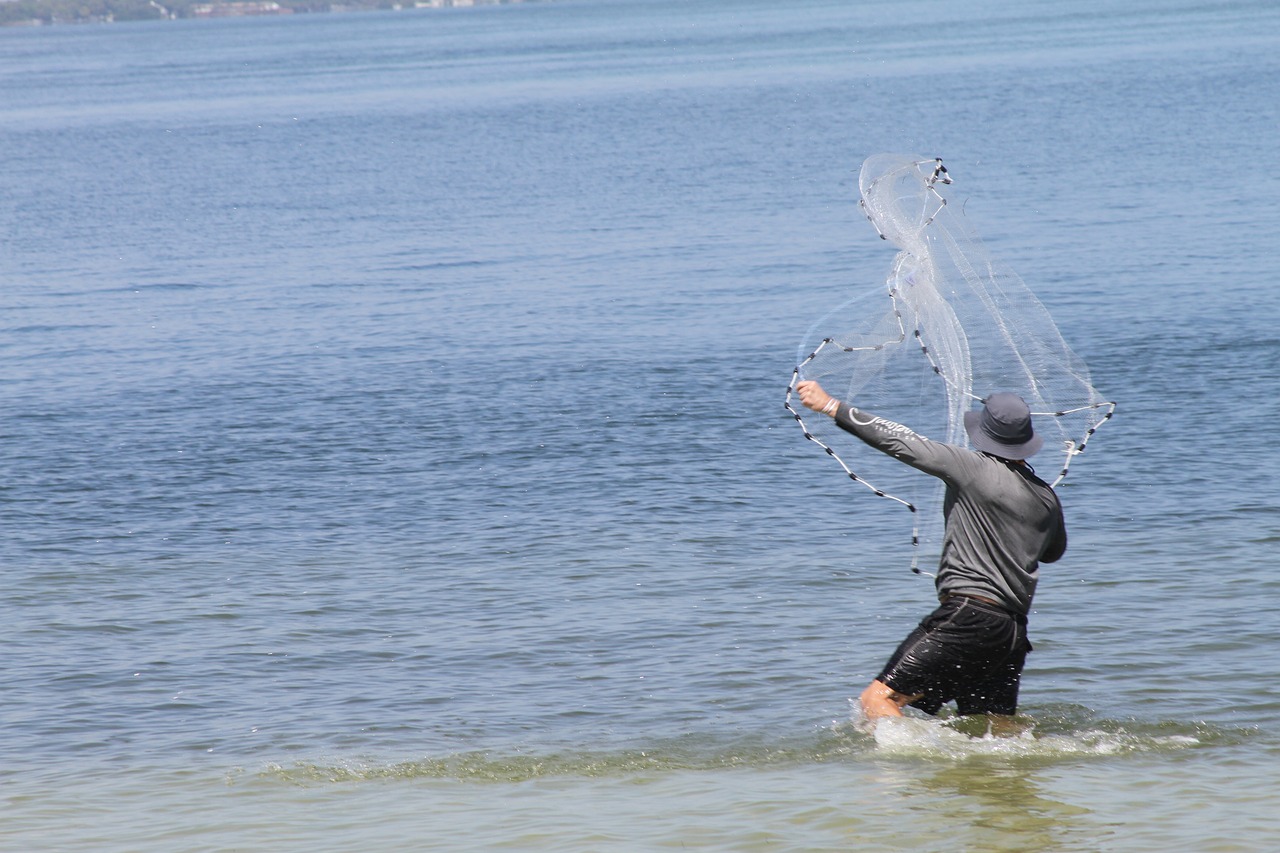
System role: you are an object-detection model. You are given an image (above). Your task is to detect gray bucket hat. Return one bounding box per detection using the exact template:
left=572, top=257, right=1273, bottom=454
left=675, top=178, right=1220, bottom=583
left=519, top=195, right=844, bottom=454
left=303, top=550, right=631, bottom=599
left=963, top=392, right=1043, bottom=460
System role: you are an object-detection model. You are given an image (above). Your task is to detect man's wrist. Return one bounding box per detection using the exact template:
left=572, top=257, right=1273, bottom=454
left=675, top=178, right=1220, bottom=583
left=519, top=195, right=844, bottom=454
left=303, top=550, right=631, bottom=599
left=821, top=398, right=839, bottom=417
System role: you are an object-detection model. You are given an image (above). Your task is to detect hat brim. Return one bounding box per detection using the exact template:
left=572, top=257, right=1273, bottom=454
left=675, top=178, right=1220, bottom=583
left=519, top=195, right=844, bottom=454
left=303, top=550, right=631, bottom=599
left=963, top=410, right=1044, bottom=460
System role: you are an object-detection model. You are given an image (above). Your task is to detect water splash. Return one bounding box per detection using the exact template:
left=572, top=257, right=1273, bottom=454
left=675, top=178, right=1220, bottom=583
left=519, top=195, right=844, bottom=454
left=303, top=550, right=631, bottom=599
left=869, top=717, right=1196, bottom=759
left=851, top=702, right=1231, bottom=762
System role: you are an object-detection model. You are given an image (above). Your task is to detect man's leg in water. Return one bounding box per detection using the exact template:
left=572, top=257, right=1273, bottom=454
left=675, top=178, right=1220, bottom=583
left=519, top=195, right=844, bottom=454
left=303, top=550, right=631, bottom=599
left=861, top=682, right=1031, bottom=737
left=859, top=679, right=924, bottom=720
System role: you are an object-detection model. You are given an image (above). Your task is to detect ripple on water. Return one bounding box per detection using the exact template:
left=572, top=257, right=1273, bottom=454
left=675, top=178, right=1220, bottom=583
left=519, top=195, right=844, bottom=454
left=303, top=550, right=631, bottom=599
left=253, top=706, right=1245, bottom=788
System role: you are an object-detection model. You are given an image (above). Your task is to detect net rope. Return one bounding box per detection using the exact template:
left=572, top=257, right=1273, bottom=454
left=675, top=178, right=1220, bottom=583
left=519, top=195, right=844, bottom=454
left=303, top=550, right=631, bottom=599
left=785, top=154, right=1115, bottom=573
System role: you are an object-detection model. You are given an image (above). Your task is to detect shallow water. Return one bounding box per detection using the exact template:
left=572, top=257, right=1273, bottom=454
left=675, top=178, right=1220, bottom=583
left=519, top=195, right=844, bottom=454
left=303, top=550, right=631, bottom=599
left=3, top=0, right=1280, bottom=849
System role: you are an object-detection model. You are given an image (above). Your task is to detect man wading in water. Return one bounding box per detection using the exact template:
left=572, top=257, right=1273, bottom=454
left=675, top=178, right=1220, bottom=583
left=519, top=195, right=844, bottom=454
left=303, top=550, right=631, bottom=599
left=795, top=380, right=1066, bottom=725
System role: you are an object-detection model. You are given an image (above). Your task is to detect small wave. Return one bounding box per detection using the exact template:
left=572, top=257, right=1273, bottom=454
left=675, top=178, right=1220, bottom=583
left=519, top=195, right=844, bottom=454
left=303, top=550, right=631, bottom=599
left=262, top=749, right=720, bottom=785
left=252, top=709, right=1241, bottom=787
left=255, top=730, right=867, bottom=786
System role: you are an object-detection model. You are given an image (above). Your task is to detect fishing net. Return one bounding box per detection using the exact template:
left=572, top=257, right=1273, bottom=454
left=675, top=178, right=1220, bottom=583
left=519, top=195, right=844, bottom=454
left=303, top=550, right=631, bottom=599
left=785, top=154, right=1114, bottom=573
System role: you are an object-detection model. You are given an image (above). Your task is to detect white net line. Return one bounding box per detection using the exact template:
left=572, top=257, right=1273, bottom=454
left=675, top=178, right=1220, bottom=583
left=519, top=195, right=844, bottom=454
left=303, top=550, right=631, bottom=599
left=786, top=155, right=1115, bottom=571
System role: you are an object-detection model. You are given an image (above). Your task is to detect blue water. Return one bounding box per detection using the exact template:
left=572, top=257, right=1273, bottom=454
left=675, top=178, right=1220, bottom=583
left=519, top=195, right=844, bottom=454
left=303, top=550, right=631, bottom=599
left=4, top=1, right=1280, bottom=850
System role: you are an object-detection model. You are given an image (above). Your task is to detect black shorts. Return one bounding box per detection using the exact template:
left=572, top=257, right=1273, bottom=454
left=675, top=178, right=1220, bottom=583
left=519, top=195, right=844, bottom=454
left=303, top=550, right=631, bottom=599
left=877, top=596, right=1032, bottom=716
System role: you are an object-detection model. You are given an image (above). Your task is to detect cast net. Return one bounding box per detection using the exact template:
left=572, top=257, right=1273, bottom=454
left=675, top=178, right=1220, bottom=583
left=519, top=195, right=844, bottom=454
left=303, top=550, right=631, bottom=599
left=785, top=154, right=1114, bottom=573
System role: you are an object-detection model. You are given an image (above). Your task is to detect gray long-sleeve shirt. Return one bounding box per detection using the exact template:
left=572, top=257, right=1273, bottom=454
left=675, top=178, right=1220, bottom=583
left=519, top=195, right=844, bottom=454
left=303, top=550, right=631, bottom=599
left=834, top=403, right=1066, bottom=616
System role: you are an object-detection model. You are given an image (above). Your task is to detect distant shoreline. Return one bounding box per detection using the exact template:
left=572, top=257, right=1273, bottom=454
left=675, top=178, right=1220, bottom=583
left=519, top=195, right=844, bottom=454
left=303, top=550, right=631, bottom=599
left=1, top=0, right=536, bottom=28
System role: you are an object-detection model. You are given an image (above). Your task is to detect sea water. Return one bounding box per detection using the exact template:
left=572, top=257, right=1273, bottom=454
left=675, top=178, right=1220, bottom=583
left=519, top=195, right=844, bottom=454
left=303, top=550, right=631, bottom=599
left=3, top=0, right=1279, bottom=850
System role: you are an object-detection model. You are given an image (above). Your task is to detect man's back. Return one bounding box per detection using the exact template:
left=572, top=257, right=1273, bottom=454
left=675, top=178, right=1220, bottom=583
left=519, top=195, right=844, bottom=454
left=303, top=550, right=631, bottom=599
left=832, top=403, right=1066, bottom=615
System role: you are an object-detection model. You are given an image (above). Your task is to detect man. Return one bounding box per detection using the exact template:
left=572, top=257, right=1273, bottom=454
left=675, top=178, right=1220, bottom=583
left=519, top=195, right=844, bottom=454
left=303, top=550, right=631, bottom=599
left=795, top=380, right=1067, bottom=723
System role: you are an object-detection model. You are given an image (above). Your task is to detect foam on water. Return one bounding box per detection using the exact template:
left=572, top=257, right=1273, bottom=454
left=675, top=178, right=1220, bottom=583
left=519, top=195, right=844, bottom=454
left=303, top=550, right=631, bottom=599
left=843, top=700, right=1228, bottom=762
left=868, top=715, right=1202, bottom=759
